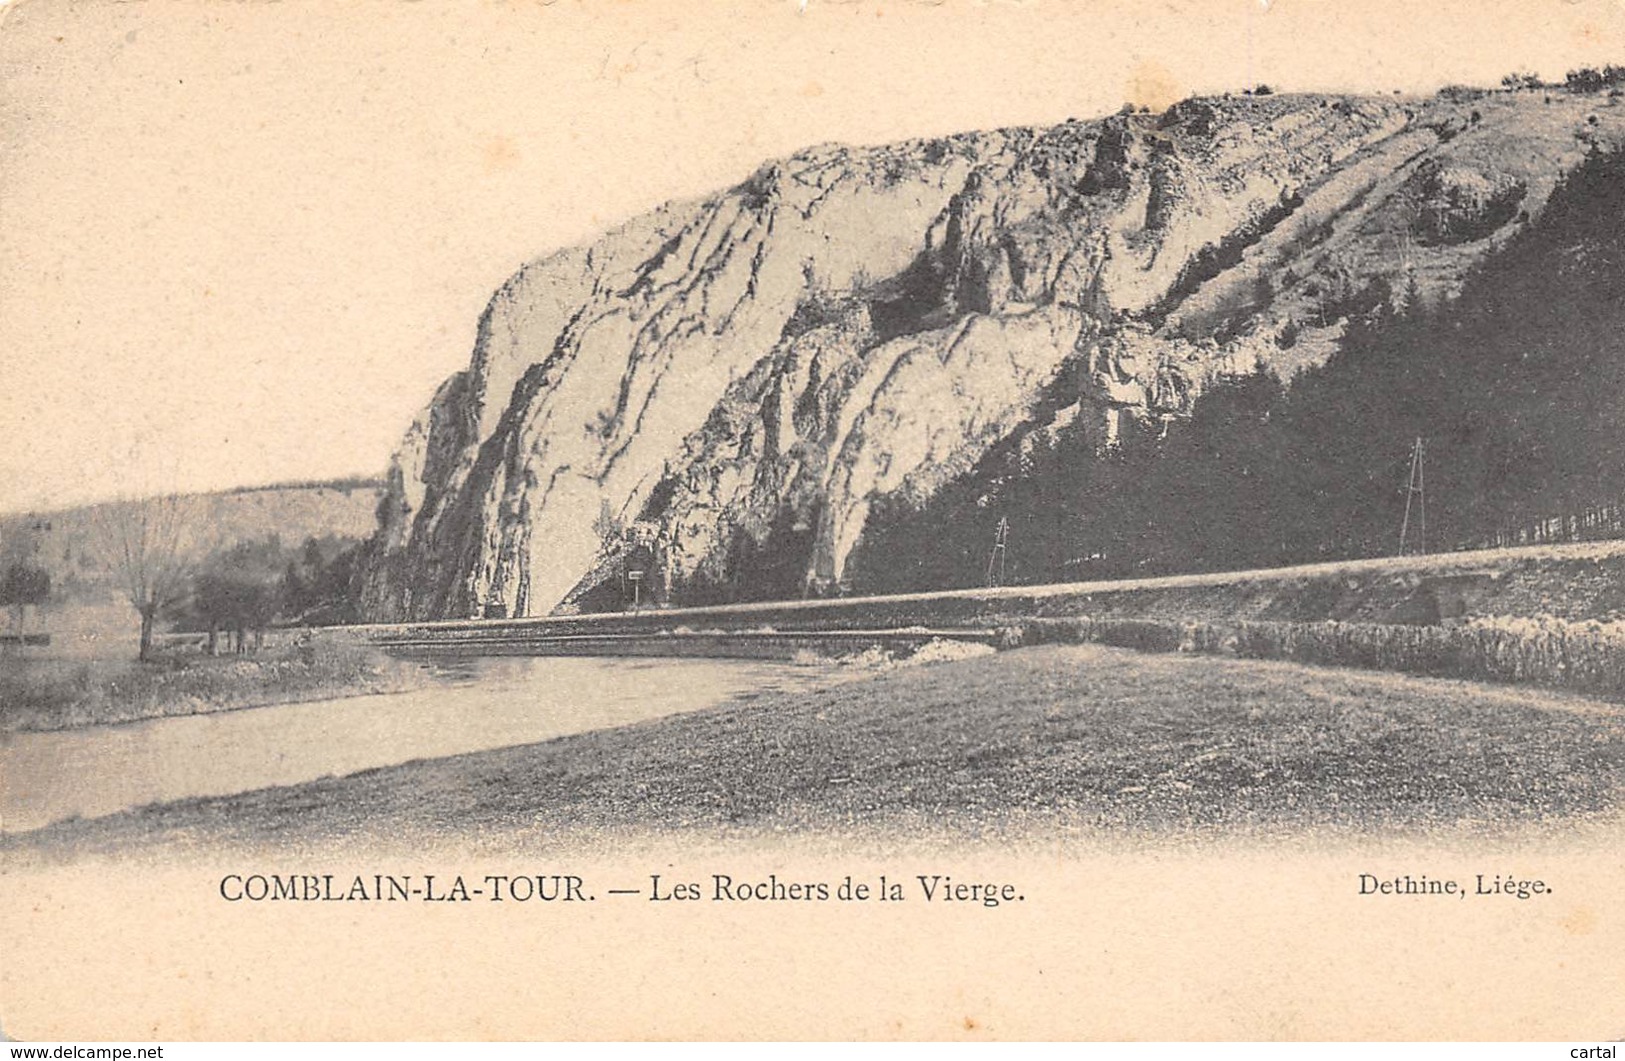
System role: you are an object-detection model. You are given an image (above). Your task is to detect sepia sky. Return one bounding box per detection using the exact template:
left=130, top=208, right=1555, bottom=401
left=1, top=0, right=1621, bottom=513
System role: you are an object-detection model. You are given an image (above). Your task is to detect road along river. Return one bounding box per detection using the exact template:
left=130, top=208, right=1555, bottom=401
left=0, top=655, right=844, bottom=834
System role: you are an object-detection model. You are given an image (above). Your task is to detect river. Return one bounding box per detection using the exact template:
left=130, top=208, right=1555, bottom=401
left=0, top=656, right=840, bottom=834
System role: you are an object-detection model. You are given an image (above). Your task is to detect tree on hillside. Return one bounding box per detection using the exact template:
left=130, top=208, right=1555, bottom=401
left=1, top=562, right=50, bottom=639
left=1, top=519, right=53, bottom=639
left=279, top=536, right=364, bottom=626
left=93, top=494, right=206, bottom=661
left=848, top=147, right=1625, bottom=591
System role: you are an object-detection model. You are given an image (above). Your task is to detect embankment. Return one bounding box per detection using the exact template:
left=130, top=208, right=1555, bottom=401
left=347, top=540, right=1623, bottom=637
left=338, top=541, right=1625, bottom=698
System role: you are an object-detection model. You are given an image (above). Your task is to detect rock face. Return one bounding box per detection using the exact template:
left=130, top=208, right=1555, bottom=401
left=359, top=90, right=1625, bottom=620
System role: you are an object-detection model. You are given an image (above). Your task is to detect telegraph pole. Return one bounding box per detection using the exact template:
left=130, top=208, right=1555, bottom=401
left=1398, top=437, right=1427, bottom=556
left=985, top=516, right=1010, bottom=588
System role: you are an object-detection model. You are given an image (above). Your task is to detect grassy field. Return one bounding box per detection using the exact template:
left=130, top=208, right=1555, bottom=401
left=12, top=642, right=1622, bottom=857
left=0, top=640, right=431, bottom=733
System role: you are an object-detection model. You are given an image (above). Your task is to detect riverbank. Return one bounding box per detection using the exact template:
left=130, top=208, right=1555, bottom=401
left=1, top=656, right=851, bottom=835
left=0, top=640, right=433, bottom=733
left=12, top=642, right=1623, bottom=858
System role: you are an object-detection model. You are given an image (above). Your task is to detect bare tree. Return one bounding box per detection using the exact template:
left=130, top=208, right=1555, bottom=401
left=94, top=493, right=205, bottom=661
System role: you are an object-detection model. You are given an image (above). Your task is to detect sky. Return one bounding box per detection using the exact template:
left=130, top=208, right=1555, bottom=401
left=2, top=0, right=1622, bottom=513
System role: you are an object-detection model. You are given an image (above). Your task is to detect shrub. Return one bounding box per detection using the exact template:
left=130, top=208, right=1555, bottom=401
left=1231, top=616, right=1624, bottom=697
left=1565, top=67, right=1625, bottom=93
left=1008, top=614, right=1624, bottom=698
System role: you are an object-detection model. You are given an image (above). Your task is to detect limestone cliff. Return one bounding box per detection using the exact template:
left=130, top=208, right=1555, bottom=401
left=360, top=88, right=1625, bottom=619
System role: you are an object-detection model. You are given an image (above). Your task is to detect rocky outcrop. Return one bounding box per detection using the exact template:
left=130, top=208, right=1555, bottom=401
left=360, top=90, right=1625, bottom=619
left=1408, top=159, right=1528, bottom=245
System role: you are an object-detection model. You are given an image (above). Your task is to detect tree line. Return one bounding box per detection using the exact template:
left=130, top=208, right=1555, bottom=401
left=69, top=498, right=366, bottom=660
left=175, top=535, right=364, bottom=655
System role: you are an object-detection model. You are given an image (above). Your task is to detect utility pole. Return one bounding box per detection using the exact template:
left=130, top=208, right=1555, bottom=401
left=1398, top=437, right=1427, bottom=556
left=985, top=516, right=1010, bottom=588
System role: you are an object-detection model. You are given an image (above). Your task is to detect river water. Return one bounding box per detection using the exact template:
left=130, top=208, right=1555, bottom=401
left=0, top=656, right=838, bottom=834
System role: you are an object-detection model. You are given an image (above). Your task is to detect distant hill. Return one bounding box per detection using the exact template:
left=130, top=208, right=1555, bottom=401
left=0, top=478, right=385, bottom=609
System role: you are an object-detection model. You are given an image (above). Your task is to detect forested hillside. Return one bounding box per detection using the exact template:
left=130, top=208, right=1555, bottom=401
left=847, top=146, right=1625, bottom=592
